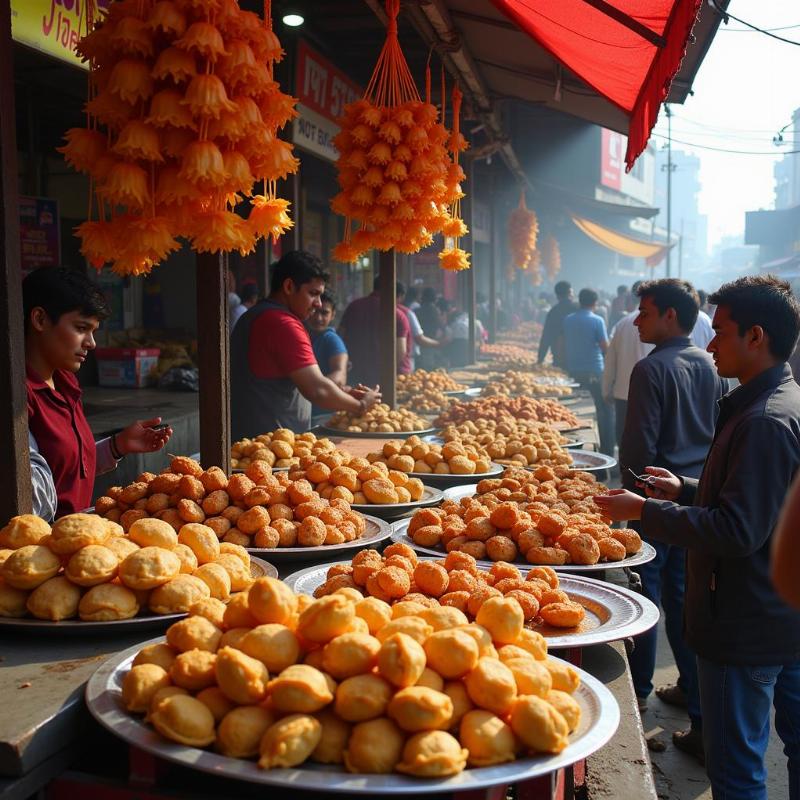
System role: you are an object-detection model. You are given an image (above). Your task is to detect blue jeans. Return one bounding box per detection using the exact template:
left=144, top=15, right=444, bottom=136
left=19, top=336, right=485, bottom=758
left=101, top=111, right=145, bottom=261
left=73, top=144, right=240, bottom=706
left=630, top=537, right=702, bottom=724
left=697, top=657, right=800, bottom=800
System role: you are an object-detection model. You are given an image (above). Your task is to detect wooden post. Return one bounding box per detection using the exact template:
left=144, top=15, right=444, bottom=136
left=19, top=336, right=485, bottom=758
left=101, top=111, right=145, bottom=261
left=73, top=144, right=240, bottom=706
left=488, top=175, right=497, bottom=344
left=0, top=4, right=33, bottom=519
left=379, top=250, right=397, bottom=408
left=465, top=158, right=477, bottom=364
left=196, top=252, right=231, bottom=473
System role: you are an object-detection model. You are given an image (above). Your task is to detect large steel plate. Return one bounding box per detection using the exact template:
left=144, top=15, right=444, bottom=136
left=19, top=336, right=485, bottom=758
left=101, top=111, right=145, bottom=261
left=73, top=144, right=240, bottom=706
left=283, top=562, right=659, bottom=650
left=351, top=486, right=444, bottom=522
left=86, top=642, right=619, bottom=794
left=316, top=426, right=438, bottom=440
left=246, top=514, right=392, bottom=563
left=391, top=519, right=657, bottom=574
left=408, top=462, right=504, bottom=488
left=563, top=451, right=617, bottom=472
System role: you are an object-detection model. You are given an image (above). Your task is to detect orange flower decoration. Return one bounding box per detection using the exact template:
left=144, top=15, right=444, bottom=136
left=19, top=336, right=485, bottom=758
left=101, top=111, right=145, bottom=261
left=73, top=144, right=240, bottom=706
left=231, top=96, right=263, bottom=131
left=362, top=166, right=384, bottom=188
left=182, top=74, right=237, bottom=119
left=99, top=161, right=150, bottom=209
left=222, top=150, right=255, bottom=195
left=75, top=24, right=113, bottom=64
left=377, top=182, right=402, bottom=206
left=218, top=40, right=258, bottom=89
left=248, top=196, right=293, bottom=242
left=332, top=240, right=362, bottom=265
left=350, top=124, right=375, bottom=148
left=439, top=247, right=471, bottom=272
left=361, top=106, right=383, bottom=128
left=151, top=47, right=197, bottom=83
left=148, top=89, right=196, bottom=130
left=259, top=89, right=297, bottom=130
left=378, top=120, right=402, bottom=145
left=207, top=111, right=247, bottom=143
left=250, top=139, right=299, bottom=182
left=107, top=59, right=153, bottom=104
left=385, top=161, right=407, bottom=182
left=113, top=120, right=163, bottom=162
left=122, top=215, right=180, bottom=264
left=175, top=22, right=227, bottom=61
left=405, top=127, right=428, bottom=152
left=392, top=105, right=416, bottom=128
left=161, top=127, right=194, bottom=158
left=442, top=217, right=468, bottom=238
left=191, top=210, right=253, bottom=255
left=58, top=129, right=107, bottom=174
left=179, top=140, right=228, bottom=187
left=148, top=2, right=187, bottom=38
left=330, top=193, right=354, bottom=217
left=110, top=17, right=153, bottom=57
left=75, top=220, right=121, bottom=269
left=111, top=251, right=155, bottom=277
left=155, top=165, right=196, bottom=205
left=89, top=154, right=118, bottom=183
left=86, top=90, right=134, bottom=129
left=367, top=142, right=392, bottom=166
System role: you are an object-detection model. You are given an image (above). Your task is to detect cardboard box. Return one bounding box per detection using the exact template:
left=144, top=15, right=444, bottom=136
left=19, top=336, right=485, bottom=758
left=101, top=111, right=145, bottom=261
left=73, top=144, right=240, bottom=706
left=94, top=347, right=160, bottom=388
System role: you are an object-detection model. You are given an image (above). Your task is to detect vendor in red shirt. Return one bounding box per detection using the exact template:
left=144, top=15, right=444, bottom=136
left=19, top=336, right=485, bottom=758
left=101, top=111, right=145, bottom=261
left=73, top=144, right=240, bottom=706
left=230, top=250, right=381, bottom=439
left=24, top=267, right=173, bottom=518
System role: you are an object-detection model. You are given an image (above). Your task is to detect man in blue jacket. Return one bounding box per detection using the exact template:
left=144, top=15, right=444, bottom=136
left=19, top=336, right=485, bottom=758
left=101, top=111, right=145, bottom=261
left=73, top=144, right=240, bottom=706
left=595, top=275, right=800, bottom=800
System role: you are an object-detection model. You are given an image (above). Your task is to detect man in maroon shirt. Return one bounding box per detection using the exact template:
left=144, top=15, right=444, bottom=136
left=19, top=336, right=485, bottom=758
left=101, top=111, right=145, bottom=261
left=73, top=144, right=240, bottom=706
left=24, top=267, right=173, bottom=517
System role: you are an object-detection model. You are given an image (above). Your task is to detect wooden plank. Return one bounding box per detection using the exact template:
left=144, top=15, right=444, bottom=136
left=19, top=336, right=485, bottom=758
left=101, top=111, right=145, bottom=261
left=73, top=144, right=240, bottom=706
left=0, top=6, right=33, bottom=519
left=488, top=176, right=498, bottom=344
left=465, top=158, right=477, bottom=363
left=378, top=250, right=397, bottom=408
left=195, top=252, right=230, bottom=473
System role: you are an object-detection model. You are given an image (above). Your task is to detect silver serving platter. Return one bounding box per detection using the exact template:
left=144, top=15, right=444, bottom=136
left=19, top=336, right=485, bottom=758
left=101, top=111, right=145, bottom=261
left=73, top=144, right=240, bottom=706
left=351, top=486, right=444, bottom=522
left=86, top=641, right=619, bottom=794
left=232, top=465, right=290, bottom=475
left=407, top=462, right=504, bottom=489
left=246, top=514, right=392, bottom=563
left=0, top=557, right=277, bottom=634
left=563, top=451, right=617, bottom=472
left=316, top=426, right=438, bottom=440
left=391, top=519, right=657, bottom=574
left=443, top=388, right=472, bottom=397
left=462, top=387, right=482, bottom=399
left=283, top=563, right=659, bottom=651
left=561, top=438, right=586, bottom=449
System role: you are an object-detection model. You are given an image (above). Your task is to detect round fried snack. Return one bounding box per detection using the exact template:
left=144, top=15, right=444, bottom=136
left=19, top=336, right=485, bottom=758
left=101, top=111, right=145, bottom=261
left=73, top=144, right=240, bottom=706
left=169, top=649, right=217, bottom=691
left=611, top=528, right=642, bottom=554
left=149, top=575, right=211, bottom=614
left=217, top=705, right=276, bottom=759
left=515, top=628, right=548, bottom=661
left=189, top=597, right=226, bottom=629
left=465, top=657, right=518, bottom=716
left=240, top=624, right=300, bottom=673
left=128, top=518, right=178, bottom=550
left=27, top=576, right=81, bottom=620
left=424, top=629, right=479, bottom=679
left=0, top=579, right=28, bottom=618
left=2, top=545, right=60, bottom=590
left=147, top=686, right=189, bottom=721
left=413, top=561, right=449, bottom=597
left=119, top=547, right=181, bottom=591
left=166, top=615, right=222, bottom=652
left=504, top=657, right=553, bottom=698
left=396, top=730, right=468, bottom=777
left=193, top=563, right=232, bottom=601
left=355, top=596, right=392, bottom=634
left=196, top=686, right=235, bottom=724
left=343, top=717, right=405, bottom=774
left=122, top=664, right=171, bottom=713
left=150, top=694, right=216, bottom=748
left=334, top=673, right=393, bottom=722
left=377, top=633, right=426, bottom=688
left=598, top=536, right=627, bottom=562
left=268, top=664, right=333, bottom=713
left=133, top=642, right=177, bottom=672
left=248, top=577, right=297, bottom=625
left=223, top=591, right=259, bottom=630
left=544, top=658, right=581, bottom=693
left=443, top=680, right=474, bottom=729
left=172, top=543, right=199, bottom=575
left=79, top=583, right=139, bottom=621
left=420, top=605, right=469, bottom=632
left=297, top=595, right=355, bottom=643
left=215, top=646, right=269, bottom=704
left=178, top=524, right=220, bottom=565
left=540, top=601, right=585, bottom=629
left=0, top=515, right=50, bottom=549
left=214, top=553, right=253, bottom=592
left=476, top=596, right=525, bottom=645
left=321, top=632, right=380, bottom=679
left=458, top=624, right=497, bottom=658
left=460, top=709, right=517, bottom=767
left=106, top=536, right=140, bottom=563
left=509, top=694, right=570, bottom=754
left=387, top=686, right=453, bottom=733
left=258, top=714, right=322, bottom=769
left=49, top=513, right=109, bottom=554
left=546, top=689, right=582, bottom=732
left=311, top=708, right=351, bottom=764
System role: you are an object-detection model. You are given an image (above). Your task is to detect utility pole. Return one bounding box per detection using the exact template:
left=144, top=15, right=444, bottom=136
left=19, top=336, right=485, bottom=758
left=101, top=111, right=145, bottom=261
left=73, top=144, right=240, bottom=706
left=678, top=218, right=684, bottom=279
left=661, top=105, right=676, bottom=277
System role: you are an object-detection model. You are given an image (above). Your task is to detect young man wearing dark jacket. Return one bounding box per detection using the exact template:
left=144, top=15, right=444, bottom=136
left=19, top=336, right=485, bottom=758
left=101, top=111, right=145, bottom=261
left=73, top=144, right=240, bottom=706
left=594, top=275, right=800, bottom=800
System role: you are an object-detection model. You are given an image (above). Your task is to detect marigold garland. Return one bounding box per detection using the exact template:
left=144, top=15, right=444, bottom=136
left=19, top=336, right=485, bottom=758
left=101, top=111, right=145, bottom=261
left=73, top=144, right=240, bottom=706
left=543, top=234, right=561, bottom=282
left=60, top=0, right=297, bottom=276
left=508, top=190, right=538, bottom=271
left=331, top=0, right=468, bottom=268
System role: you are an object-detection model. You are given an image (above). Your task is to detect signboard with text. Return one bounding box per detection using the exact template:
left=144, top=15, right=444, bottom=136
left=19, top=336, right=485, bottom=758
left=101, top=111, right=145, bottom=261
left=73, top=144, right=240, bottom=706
left=600, top=128, right=623, bottom=190
left=19, top=196, right=60, bottom=273
left=10, top=0, right=110, bottom=68
left=292, top=40, right=361, bottom=162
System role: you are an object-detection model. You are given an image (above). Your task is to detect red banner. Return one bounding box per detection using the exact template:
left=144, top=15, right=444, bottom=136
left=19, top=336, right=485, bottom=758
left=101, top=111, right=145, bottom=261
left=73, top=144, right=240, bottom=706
left=600, top=128, right=623, bottom=190
left=296, top=40, right=361, bottom=124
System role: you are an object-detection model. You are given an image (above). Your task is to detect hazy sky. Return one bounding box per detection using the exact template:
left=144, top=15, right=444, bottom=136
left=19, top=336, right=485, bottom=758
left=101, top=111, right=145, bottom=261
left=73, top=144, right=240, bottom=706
left=650, top=0, right=800, bottom=250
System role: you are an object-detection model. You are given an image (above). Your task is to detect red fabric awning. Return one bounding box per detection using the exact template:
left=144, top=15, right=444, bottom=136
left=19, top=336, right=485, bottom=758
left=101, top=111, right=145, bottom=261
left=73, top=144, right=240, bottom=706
left=491, top=0, right=702, bottom=170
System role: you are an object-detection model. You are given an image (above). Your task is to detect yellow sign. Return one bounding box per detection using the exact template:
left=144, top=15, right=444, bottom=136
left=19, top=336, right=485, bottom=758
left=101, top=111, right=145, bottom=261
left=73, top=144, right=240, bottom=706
left=9, top=0, right=104, bottom=69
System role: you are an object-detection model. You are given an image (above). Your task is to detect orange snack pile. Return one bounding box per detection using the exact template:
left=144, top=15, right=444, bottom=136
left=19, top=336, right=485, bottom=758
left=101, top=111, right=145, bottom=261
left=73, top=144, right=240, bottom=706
left=405, top=466, right=641, bottom=566
left=62, top=0, right=297, bottom=276
left=481, top=371, right=573, bottom=399
left=363, top=437, right=493, bottom=477
left=231, top=430, right=346, bottom=471
left=508, top=192, right=539, bottom=272
left=434, top=397, right=580, bottom=428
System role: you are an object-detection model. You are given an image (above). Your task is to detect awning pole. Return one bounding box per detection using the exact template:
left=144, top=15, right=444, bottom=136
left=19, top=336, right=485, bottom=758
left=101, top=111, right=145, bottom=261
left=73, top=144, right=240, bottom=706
left=379, top=250, right=397, bottom=408
left=580, top=0, right=666, bottom=46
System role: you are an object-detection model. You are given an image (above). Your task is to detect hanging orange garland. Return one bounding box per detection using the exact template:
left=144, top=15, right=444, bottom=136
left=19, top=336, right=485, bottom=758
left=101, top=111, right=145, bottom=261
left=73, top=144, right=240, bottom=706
left=331, top=0, right=468, bottom=267
left=507, top=190, right=538, bottom=271
left=542, top=234, right=561, bottom=281
left=61, top=0, right=298, bottom=277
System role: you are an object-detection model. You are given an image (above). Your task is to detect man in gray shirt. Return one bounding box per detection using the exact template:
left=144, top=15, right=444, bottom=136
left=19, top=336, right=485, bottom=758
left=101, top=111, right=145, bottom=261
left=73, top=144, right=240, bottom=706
left=620, top=279, right=728, bottom=760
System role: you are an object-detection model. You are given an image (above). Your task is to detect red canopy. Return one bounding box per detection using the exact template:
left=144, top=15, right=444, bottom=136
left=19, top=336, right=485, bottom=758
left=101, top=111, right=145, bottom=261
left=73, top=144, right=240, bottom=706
left=491, top=0, right=702, bottom=170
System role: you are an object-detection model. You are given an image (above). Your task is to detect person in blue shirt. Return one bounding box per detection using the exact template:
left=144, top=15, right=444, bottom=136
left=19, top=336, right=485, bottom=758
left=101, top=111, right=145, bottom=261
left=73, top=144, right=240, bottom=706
left=308, top=292, right=348, bottom=388
left=563, top=288, right=614, bottom=457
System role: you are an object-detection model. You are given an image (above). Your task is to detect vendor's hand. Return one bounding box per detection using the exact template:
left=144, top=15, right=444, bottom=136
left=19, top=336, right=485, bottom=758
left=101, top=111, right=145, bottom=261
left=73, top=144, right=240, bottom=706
left=358, top=387, right=382, bottom=413
left=116, top=417, right=172, bottom=455
left=349, top=383, right=377, bottom=400
left=640, top=466, right=682, bottom=501
left=592, top=488, right=646, bottom=522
